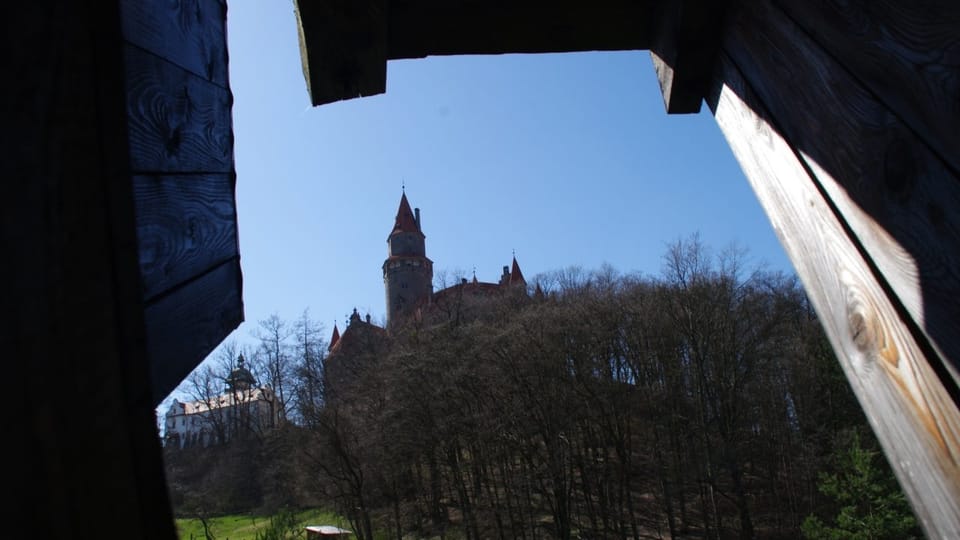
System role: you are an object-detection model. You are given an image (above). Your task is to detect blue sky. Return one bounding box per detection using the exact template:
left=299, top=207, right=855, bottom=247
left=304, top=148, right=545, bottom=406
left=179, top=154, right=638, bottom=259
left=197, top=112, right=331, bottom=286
left=160, top=3, right=793, bottom=405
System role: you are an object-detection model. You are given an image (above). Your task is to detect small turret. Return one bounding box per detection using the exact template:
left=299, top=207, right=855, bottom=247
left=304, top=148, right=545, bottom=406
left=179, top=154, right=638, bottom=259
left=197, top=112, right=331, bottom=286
left=534, top=282, right=545, bottom=300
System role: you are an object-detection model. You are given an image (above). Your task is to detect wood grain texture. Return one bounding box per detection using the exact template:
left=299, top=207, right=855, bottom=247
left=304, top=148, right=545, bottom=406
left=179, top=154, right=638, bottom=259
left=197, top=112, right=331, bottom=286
left=722, top=1, right=960, bottom=391
left=134, top=173, right=238, bottom=302
left=710, top=52, right=960, bottom=539
left=145, top=257, right=244, bottom=404
left=120, top=0, right=229, bottom=87
left=124, top=44, right=234, bottom=173
left=773, top=0, right=960, bottom=176
left=6, top=3, right=177, bottom=538
left=294, top=0, right=387, bottom=106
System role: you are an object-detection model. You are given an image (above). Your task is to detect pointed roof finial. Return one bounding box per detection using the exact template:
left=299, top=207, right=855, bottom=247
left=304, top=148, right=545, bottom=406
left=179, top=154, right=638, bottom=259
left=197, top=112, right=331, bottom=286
left=402, top=178, right=405, bottom=192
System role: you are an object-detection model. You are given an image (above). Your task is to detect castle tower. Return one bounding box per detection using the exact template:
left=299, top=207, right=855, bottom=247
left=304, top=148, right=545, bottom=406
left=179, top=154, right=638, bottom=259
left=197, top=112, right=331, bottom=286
left=498, top=255, right=527, bottom=288
left=383, top=192, right=433, bottom=327
left=225, top=353, right=255, bottom=392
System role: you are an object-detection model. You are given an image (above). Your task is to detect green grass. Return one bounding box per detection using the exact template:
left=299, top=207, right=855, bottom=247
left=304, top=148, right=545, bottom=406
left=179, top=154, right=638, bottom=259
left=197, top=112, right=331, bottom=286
left=175, top=508, right=348, bottom=540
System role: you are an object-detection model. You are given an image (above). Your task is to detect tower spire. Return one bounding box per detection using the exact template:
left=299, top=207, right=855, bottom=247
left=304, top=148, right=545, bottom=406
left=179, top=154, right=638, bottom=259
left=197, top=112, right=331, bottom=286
left=509, top=254, right=526, bottom=286
left=329, top=322, right=340, bottom=351
left=390, top=191, right=420, bottom=235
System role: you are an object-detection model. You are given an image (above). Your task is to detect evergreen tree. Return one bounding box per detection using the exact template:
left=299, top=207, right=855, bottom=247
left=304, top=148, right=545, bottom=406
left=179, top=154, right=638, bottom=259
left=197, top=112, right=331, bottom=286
left=802, top=429, right=921, bottom=540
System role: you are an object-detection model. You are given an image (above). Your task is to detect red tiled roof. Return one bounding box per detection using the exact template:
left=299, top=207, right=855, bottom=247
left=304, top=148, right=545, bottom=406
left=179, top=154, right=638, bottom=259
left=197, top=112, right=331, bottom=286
left=327, top=319, right=386, bottom=355
left=391, top=193, right=420, bottom=235
left=509, top=256, right=526, bottom=285
left=433, top=281, right=502, bottom=304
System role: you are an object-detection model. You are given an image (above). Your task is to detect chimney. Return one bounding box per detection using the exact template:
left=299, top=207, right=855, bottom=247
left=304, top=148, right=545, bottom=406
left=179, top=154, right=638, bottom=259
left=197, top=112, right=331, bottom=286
left=414, top=208, right=421, bottom=230
left=461, top=278, right=468, bottom=285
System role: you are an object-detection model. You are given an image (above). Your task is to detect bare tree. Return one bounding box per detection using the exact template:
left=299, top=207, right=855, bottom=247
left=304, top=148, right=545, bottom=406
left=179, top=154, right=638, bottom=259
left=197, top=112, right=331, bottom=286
left=292, top=308, right=327, bottom=425
left=255, top=313, right=294, bottom=423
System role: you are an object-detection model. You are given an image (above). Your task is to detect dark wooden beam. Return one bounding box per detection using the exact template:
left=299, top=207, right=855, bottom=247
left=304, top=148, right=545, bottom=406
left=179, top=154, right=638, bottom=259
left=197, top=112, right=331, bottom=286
left=709, top=1, right=960, bottom=536
left=7, top=3, right=176, bottom=537
left=294, top=0, right=388, bottom=107
left=773, top=0, right=960, bottom=177
left=145, top=257, right=244, bottom=403
left=120, top=0, right=243, bottom=407
left=649, top=0, right=728, bottom=114
left=295, top=0, right=655, bottom=106
left=387, top=0, right=652, bottom=59
left=124, top=45, right=234, bottom=174
left=133, top=173, right=239, bottom=302
left=120, top=0, right=229, bottom=87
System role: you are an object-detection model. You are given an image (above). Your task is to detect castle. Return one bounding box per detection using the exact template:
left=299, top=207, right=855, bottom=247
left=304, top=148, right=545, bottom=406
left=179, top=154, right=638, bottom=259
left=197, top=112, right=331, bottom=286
left=163, top=354, right=280, bottom=448
left=327, top=191, right=535, bottom=356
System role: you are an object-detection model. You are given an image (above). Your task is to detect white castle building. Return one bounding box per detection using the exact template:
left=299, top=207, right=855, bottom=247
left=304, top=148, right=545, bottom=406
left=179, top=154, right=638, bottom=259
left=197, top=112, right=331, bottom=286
left=163, top=354, right=280, bottom=449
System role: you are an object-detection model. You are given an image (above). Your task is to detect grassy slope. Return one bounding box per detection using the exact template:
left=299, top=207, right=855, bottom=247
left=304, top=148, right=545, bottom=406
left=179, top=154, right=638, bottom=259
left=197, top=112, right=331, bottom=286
left=175, top=509, right=347, bottom=539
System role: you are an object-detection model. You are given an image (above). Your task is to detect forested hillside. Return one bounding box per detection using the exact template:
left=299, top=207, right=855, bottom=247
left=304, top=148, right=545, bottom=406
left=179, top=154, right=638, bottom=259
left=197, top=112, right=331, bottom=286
left=164, top=238, right=918, bottom=539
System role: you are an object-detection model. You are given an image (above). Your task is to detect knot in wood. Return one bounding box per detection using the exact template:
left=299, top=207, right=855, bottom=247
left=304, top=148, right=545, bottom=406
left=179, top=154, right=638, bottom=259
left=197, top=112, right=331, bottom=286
left=848, top=305, right=877, bottom=354
left=844, top=277, right=899, bottom=369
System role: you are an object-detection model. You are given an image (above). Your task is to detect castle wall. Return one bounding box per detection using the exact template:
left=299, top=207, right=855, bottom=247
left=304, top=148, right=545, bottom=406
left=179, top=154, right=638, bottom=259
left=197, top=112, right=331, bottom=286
left=389, top=231, right=425, bottom=257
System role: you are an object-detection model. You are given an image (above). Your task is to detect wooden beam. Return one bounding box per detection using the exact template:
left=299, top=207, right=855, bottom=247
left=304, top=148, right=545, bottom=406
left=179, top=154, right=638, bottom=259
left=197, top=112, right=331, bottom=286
left=773, top=0, right=960, bottom=177
left=121, top=0, right=242, bottom=402
left=120, top=0, right=229, bottom=87
left=649, top=0, right=728, bottom=114
left=386, top=0, right=652, bottom=59
left=294, top=0, right=655, bottom=106
left=133, top=173, right=239, bottom=302
left=124, top=44, right=235, bottom=174
left=722, top=0, right=960, bottom=397
left=294, top=0, right=388, bottom=106
left=709, top=2, right=960, bottom=535
left=145, top=257, right=244, bottom=404
left=711, top=56, right=960, bottom=538
left=6, top=3, right=176, bottom=537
